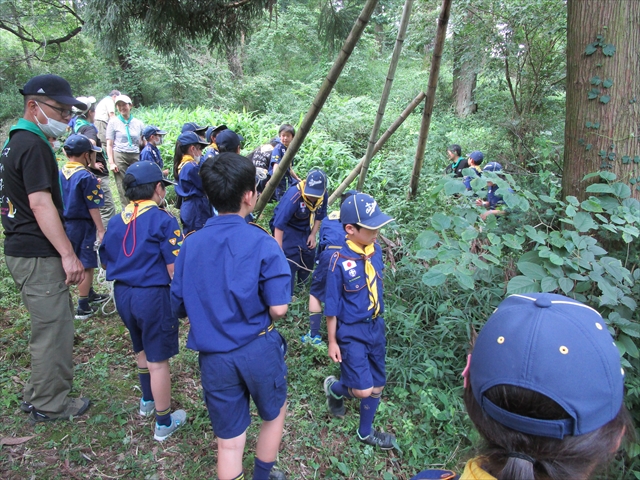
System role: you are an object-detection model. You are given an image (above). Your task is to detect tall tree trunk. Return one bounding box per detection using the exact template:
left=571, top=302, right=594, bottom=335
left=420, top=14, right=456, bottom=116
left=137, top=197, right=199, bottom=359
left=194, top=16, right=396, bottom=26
left=255, top=0, right=380, bottom=216
left=357, top=0, right=413, bottom=191
left=408, top=0, right=452, bottom=200
left=452, top=32, right=477, bottom=117
left=226, top=44, right=244, bottom=79
left=563, top=0, right=640, bottom=200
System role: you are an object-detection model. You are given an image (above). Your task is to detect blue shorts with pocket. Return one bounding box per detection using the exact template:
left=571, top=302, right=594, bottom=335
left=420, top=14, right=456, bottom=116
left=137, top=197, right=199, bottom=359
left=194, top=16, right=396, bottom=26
left=199, top=329, right=288, bottom=439
left=114, top=283, right=179, bottom=362
left=65, top=219, right=98, bottom=269
left=309, top=247, right=340, bottom=302
left=336, top=317, right=386, bottom=390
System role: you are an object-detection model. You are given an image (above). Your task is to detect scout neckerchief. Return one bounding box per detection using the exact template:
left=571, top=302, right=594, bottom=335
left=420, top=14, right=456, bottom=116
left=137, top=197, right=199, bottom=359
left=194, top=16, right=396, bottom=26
left=61, top=161, right=86, bottom=180
left=177, top=154, right=197, bottom=175
left=117, top=113, right=134, bottom=146
left=121, top=200, right=157, bottom=257
left=73, top=117, right=92, bottom=133
left=346, top=239, right=380, bottom=318
left=459, top=457, right=496, bottom=480
left=209, top=142, right=218, bottom=153
left=297, top=180, right=324, bottom=229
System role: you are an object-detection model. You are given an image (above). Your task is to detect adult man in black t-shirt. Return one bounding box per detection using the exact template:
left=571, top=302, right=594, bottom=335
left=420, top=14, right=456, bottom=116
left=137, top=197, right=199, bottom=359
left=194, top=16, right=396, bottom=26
left=0, top=74, right=91, bottom=423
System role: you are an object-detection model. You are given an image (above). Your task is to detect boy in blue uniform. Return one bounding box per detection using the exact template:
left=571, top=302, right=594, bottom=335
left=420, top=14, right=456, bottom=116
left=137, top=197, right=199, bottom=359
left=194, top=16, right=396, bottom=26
left=203, top=124, right=227, bottom=157
left=171, top=152, right=290, bottom=480
left=475, top=162, right=511, bottom=220
left=173, top=131, right=212, bottom=233
left=59, top=134, right=108, bottom=319
left=323, top=193, right=397, bottom=450
left=99, top=161, right=187, bottom=442
left=269, top=124, right=301, bottom=201
left=462, top=150, right=484, bottom=190
left=272, top=169, right=328, bottom=296
left=301, top=190, right=357, bottom=346
left=140, top=125, right=168, bottom=175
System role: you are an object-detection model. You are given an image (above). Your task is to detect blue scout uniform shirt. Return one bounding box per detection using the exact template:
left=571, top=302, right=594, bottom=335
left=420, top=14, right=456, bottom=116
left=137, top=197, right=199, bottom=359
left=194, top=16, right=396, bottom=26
left=99, top=201, right=182, bottom=287
left=59, top=162, right=104, bottom=220
left=272, top=185, right=328, bottom=257
left=175, top=160, right=206, bottom=199
left=318, top=211, right=346, bottom=253
left=139, top=142, right=163, bottom=169
left=486, top=184, right=513, bottom=209
left=269, top=141, right=294, bottom=194
left=324, top=242, right=385, bottom=324
left=171, top=215, right=291, bottom=354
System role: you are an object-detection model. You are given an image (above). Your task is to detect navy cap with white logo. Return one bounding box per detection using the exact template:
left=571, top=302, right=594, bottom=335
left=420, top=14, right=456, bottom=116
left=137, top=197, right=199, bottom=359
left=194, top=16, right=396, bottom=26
left=340, top=193, right=393, bottom=229
left=304, top=169, right=327, bottom=197
left=20, top=74, right=87, bottom=110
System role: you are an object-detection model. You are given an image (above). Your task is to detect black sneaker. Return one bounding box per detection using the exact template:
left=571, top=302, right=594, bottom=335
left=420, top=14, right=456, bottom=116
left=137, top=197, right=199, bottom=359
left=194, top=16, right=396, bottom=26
left=323, top=376, right=345, bottom=418
left=358, top=429, right=397, bottom=450
left=28, top=397, right=91, bottom=424
left=75, top=304, right=96, bottom=320
left=88, top=291, right=109, bottom=304
left=20, top=401, right=33, bottom=413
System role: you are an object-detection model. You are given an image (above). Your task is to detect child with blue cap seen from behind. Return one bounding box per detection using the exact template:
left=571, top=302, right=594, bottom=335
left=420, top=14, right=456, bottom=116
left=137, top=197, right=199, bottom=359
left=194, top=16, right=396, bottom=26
left=462, top=150, right=484, bottom=190
left=411, top=292, right=633, bottom=479
left=323, top=193, right=398, bottom=450
left=140, top=125, right=168, bottom=175
left=475, top=162, right=513, bottom=221
left=60, top=133, right=108, bottom=319
left=272, top=169, right=329, bottom=296
left=173, top=131, right=212, bottom=233
left=99, top=161, right=187, bottom=442
left=301, top=189, right=358, bottom=347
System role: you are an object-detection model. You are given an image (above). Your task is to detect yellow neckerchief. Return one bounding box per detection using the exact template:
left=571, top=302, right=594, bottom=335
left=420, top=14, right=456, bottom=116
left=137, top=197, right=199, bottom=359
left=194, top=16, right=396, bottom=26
left=61, top=161, right=87, bottom=180
left=177, top=154, right=197, bottom=175
left=209, top=141, right=218, bottom=151
left=297, top=180, right=324, bottom=229
left=121, top=200, right=157, bottom=225
left=459, top=457, right=496, bottom=480
left=346, top=239, right=379, bottom=318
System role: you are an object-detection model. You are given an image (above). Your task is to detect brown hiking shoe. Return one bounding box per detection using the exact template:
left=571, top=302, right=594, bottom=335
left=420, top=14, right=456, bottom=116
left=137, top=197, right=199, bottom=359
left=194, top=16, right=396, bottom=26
left=29, top=397, right=91, bottom=424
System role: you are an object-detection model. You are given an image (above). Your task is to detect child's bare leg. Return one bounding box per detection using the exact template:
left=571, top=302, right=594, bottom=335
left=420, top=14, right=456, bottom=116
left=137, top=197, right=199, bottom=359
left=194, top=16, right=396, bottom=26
left=147, top=359, right=171, bottom=413
left=255, top=402, right=287, bottom=462
left=78, top=268, right=93, bottom=297
left=217, top=431, right=247, bottom=480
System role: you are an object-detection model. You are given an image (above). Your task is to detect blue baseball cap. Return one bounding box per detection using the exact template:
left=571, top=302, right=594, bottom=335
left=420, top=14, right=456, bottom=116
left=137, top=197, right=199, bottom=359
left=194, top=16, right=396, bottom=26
left=181, top=122, right=208, bottom=134
left=304, top=169, right=326, bottom=197
left=19, top=74, right=87, bottom=110
left=126, top=161, right=176, bottom=187
left=340, top=193, right=393, bottom=229
left=483, top=161, right=503, bottom=173
left=205, top=124, right=228, bottom=143
left=470, top=293, right=624, bottom=439
left=468, top=151, right=484, bottom=164
left=216, top=129, right=244, bottom=152
left=142, top=125, right=167, bottom=139
left=177, top=131, right=209, bottom=148
left=63, top=134, right=102, bottom=155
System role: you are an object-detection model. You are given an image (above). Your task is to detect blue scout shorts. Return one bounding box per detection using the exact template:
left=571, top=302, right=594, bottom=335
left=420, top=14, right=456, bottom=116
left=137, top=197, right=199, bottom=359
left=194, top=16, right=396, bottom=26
left=180, top=195, right=212, bottom=233
left=65, top=219, right=98, bottom=269
left=309, top=248, right=340, bottom=302
left=114, top=284, right=179, bottom=363
left=336, top=317, right=386, bottom=390
left=199, top=329, right=288, bottom=439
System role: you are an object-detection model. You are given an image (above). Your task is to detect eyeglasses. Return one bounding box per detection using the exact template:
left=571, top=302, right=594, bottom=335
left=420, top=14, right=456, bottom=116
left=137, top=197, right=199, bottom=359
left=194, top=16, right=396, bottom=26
left=36, top=101, right=73, bottom=119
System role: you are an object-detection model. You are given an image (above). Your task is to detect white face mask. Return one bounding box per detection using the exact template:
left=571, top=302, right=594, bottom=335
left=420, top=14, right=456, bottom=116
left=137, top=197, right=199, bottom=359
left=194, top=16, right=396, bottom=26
left=194, top=155, right=202, bottom=164
left=35, top=102, right=69, bottom=139
left=156, top=136, right=163, bottom=146
left=52, top=140, right=61, bottom=150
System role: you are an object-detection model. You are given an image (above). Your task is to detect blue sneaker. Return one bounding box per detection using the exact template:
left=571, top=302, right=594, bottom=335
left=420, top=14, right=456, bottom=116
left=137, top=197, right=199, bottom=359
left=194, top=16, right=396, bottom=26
left=154, top=409, right=187, bottom=441
left=301, top=331, right=324, bottom=347
left=139, top=398, right=155, bottom=417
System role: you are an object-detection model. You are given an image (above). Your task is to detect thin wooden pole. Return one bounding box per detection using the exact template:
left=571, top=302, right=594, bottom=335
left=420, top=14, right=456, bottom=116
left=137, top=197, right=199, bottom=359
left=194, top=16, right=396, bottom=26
left=329, top=91, right=426, bottom=204
left=407, top=0, right=452, bottom=200
left=357, top=0, right=414, bottom=191
left=255, top=0, right=380, bottom=216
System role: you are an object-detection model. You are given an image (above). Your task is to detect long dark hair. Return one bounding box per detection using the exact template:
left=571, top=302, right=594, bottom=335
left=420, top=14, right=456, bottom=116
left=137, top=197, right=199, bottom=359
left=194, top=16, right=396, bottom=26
left=464, top=384, right=633, bottom=480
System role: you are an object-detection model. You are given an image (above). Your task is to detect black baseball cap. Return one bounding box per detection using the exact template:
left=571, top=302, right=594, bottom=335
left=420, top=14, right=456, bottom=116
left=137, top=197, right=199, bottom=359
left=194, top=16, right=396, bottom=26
left=20, top=75, right=87, bottom=109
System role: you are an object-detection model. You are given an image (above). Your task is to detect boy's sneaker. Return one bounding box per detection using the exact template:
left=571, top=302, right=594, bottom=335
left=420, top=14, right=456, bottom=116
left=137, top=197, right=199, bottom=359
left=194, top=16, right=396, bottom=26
left=301, top=331, right=324, bottom=347
left=357, top=429, right=397, bottom=450
left=323, top=376, right=345, bottom=418
left=139, top=398, right=156, bottom=417
left=269, top=469, right=287, bottom=480
left=154, top=409, right=187, bottom=441
left=75, top=304, right=96, bottom=320
left=29, top=397, right=91, bottom=424
left=88, top=291, right=110, bottom=304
